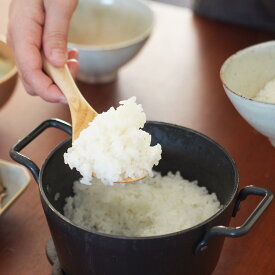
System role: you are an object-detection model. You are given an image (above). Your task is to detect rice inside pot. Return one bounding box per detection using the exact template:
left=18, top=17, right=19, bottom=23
left=63, top=172, right=221, bottom=237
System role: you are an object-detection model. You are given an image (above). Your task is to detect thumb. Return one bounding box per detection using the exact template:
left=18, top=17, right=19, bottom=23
left=43, top=0, right=77, bottom=67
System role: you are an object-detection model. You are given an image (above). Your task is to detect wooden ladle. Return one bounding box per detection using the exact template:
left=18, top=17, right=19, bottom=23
left=43, top=60, right=145, bottom=183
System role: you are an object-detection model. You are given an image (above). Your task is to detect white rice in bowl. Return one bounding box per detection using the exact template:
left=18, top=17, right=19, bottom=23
left=63, top=171, right=221, bottom=237
left=253, top=78, right=275, bottom=103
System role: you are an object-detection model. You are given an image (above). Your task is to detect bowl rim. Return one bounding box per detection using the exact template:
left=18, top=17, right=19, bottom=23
left=220, top=40, right=275, bottom=106
left=68, top=0, right=154, bottom=51
left=0, top=36, right=17, bottom=84
left=39, top=121, right=240, bottom=240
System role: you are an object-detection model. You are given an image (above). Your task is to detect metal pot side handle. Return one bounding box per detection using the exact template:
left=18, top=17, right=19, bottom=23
left=195, top=185, right=273, bottom=254
left=10, top=118, right=72, bottom=183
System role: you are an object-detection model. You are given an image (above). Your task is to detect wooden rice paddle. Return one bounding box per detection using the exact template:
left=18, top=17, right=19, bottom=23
left=43, top=59, right=145, bottom=183
left=43, top=59, right=97, bottom=142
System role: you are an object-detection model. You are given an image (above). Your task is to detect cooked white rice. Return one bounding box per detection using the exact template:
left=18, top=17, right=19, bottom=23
left=63, top=171, right=221, bottom=237
left=64, top=97, right=162, bottom=185
left=253, top=78, right=275, bottom=103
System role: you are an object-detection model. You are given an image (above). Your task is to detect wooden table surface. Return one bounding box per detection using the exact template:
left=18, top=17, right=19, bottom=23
left=0, top=1, right=274, bottom=274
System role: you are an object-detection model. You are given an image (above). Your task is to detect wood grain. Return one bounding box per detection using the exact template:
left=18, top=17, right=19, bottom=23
left=0, top=1, right=274, bottom=275
left=43, top=60, right=97, bottom=141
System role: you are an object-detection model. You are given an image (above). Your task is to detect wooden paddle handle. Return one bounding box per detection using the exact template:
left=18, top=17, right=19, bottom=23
left=43, top=58, right=98, bottom=141
left=43, top=59, right=83, bottom=102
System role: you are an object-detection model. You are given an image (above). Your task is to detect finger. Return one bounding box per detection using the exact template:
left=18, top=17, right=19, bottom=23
left=21, top=65, right=66, bottom=103
left=43, top=0, right=78, bottom=67
left=67, top=59, right=79, bottom=79
left=68, top=48, right=79, bottom=78
left=7, top=0, right=66, bottom=103
left=68, top=48, right=79, bottom=60
left=36, top=75, right=67, bottom=103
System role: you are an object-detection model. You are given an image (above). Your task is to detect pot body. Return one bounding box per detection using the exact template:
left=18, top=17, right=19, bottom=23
left=39, top=122, right=238, bottom=275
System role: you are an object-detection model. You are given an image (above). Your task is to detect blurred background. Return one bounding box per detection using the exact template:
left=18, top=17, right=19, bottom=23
left=153, top=0, right=192, bottom=8
left=152, top=0, right=275, bottom=33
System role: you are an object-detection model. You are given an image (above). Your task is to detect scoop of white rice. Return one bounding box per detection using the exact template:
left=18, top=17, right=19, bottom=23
left=253, top=78, right=275, bottom=103
left=64, top=97, right=162, bottom=184
left=63, top=171, right=221, bottom=237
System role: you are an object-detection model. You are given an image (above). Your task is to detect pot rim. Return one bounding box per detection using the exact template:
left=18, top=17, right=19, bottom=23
left=39, top=121, right=239, bottom=240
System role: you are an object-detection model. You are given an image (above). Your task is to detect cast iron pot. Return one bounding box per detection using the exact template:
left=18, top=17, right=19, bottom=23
left=10, top=119, right=273, bottom=275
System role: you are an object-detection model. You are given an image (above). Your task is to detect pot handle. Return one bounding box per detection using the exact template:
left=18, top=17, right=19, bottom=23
left=10, top=118, right=72, bottom=183
left=195, top=185, right=273, bottom=254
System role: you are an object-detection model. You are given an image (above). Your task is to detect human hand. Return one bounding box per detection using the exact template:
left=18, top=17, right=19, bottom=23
left=7, top=0, right=79, bottom=103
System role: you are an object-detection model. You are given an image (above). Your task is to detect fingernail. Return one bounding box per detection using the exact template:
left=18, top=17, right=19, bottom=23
left=59, top=97, right=68, bottom=104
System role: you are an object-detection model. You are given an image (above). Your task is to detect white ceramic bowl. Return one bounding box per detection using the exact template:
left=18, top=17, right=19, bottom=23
left=0, top=159, right=30, bottom=215
left=220, top=41, right=275, bottom=146
left=68, top=0, right=154, bottom=84
left=0, top=36, right=17, bottom=109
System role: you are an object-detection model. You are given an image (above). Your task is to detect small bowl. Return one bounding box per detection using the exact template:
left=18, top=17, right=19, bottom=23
left=0, top=159, right=30, bottom=216
left=0, top=36, right=17, bottom=108
left=220, top=41, right=275, bottom=146
left=68, top=0, right=154, bottom=84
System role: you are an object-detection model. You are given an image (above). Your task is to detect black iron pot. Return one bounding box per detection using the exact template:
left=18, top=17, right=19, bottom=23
left=10, top=119, right=273, bottom=275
